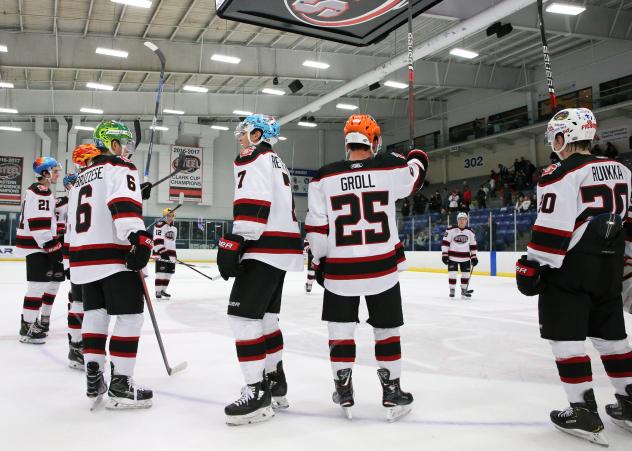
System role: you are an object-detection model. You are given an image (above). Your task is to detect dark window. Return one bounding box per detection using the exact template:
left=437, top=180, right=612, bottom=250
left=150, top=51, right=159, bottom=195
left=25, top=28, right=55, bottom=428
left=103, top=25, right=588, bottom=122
left=487, top=106, right=529, bottom=135
left=386, top=131, right=440, bottom=153
left=599, top=74, right=632, bottom=108
left=538, top=87, right=593, bottom=121
left=449, top=120, right=486, bottom=144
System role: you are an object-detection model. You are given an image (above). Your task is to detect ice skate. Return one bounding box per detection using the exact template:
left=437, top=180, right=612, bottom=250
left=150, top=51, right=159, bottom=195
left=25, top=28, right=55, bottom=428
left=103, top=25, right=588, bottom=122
left=106, top=364, right=153, bottom=410
left=86, top=361, right=107, bottom=411
left=305, top=282, right=312, bottom=294
left=461, top=288, right=472, bottom=299
left=377, top=368, right=413, bottom=422
left=550, top=389, right=608, bottom=446
left=160, top=290, right=171, bottom=299
left=39, top=315, right=50, bottom=333
left=449, top=288, right=455, bottom=299
left=68, top=339, right=84, bottom=371
left=155, top=291, right=162, bottom=300
left=605, top=384, right=632, bottom=433
left=19, top=315, right=46, bottom=344
left=266, top=361, right=289, bottom=409
left=225, top=379, right=274, bottom=425
left=332, top=368, right=354, bottom=420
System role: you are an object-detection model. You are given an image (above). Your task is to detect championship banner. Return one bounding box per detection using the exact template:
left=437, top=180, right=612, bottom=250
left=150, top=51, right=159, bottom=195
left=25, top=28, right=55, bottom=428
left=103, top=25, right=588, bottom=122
left=169, top=146, right=203, bottom=202
left=290, top=168, right=317, bottom=197
left=0, top=156, right=24, bottom=206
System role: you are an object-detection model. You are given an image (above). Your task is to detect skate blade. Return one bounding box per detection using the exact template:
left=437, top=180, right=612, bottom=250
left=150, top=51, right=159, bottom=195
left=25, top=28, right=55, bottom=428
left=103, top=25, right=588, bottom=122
left=19, top=336, right=45, bottom=344
left=89, top=394, right=104, bottom=412
left=105, top=397, right=152, bottom=410
left=68, top=361, right=85, bottom=371
left=386, top=404, right=412, bottom=423
left=225, top=405, right=275, bottom=426
left=553, top=424, right=609, bottom=447
left=272, top=396, right=289, bottom=409
left=342, top=406, right=353, bottom=420
left=610, top=418, right=632, bottom=433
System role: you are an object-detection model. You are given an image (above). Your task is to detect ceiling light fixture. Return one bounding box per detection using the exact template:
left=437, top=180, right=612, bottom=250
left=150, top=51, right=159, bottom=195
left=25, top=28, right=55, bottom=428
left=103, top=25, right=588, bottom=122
left=80, top=107, right=104, bottom=114
left=211, top=125, right=229, bottom=131
left=545, top=2, right=586, bottom=15
left=0, top=45, right=7, bottom=53
left=163, top=109, right=185, bottom=115
left=150, top=125, right=169, bottom=131
left=262, top=88, right=285, bottom=96
left=449, top=48, right=479, bottom=59
left=74, top=125, right=95, bottom=131
left=110, top=0, right=152, bottom=8
left=0, top=107, right=18, bottom=114
left=233, top=109, right=253, bottom=116
left=96, top=47, right=129, bottom=58
left=86, top=82, right=114, bottom=91
left=183, top=85, right=209, bottom=93
left=384, top=80, right=408, bottom=89
left=302, top=60, right=330, bottom=70
left=336, top=103, right=359, bottom=110
left=0, top=82, right=14, bottom=88
left=278, top=136, right=288, bottom=141
left=211, top=54, right=241, bottom=64
left=0, top=126, right=21, bottom=132
left=298, top=121, right=317, bottom=128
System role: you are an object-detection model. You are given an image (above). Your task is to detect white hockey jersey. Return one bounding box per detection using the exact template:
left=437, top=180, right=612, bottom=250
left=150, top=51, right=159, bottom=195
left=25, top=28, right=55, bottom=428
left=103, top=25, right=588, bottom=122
left=231, top=143, right=303, bottom=272
left=55, top=195, right=69, bottom=238
left=305, top=152, right=425, bottom=296
left=16, top=182, right=58, bottom=257
left=153, top=221, right=177, bottom=262
left=66, top=154, right=146, bottom=284
left=528, top=153, right=631, bottom=269
left=441, top=227, right=478, bottom=263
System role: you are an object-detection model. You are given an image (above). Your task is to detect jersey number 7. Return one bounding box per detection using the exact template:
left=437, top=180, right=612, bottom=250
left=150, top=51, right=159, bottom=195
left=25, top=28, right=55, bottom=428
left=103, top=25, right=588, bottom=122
left=331, top=191, right=390, bottom=246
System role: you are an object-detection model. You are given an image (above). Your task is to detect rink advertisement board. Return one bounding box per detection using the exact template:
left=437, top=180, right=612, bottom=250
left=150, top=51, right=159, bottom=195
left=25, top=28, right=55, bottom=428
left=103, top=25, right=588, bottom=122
left=0, top=156, right=23, bottom=206
left=215, top=0, right=444, bottom=46
left=169, top=146, right=204, bottom=202
left=289, top=168, right=317, bottom=197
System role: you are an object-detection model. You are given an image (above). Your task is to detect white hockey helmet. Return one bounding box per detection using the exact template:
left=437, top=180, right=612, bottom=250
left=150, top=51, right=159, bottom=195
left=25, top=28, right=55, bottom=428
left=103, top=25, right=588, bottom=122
left=546, top=108, right=597, bottom=157
left=457, top=212, right=468, bottom=222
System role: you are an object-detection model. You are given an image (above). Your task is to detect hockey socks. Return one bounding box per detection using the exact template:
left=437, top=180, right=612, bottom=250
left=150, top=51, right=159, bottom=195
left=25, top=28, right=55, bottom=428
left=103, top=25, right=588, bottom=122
left=40, top=281, right=61, bottom=318
left=591, top=338, right=632, bottom=397
left=109, top=314, right=143, bottom=376
left=229, top=316, right=267, bottom=385
left=155, top=272, right=172, bottom=296
left=374, top=327, right=402, bottom=380
left=328, top=322, right=356, bottom=377
left=67, top=292, right=84, bottom=343
left=22, top=281, right=47, bottom=324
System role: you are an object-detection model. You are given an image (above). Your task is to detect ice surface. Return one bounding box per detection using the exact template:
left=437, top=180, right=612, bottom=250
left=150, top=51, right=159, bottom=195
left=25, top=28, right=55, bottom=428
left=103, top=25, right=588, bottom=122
left=1, top=261, right=630, bottom=450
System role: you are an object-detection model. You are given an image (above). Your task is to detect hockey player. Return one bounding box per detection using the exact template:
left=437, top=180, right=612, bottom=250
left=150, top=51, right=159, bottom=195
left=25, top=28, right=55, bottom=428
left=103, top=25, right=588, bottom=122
left=441, top=212, right=478, bottom=299
left=305, top=114, right=427, bottom=421
left=304, top=238, right=315, bottom=293
left=516, top=108, right=632, bottom=444
left=15, top=157, right=63, bottom=343
left=153, top=208, right=177, bottom=300
left=59, top=172, right=85, bottom=369
left=67, top=123, right=154, bottom=410
left=216, top=114, right=303, bottom=425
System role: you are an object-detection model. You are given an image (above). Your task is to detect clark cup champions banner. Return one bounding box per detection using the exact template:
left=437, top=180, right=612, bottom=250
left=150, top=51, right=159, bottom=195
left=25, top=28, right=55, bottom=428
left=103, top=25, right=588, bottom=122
left=0, top=156, right=24, bottom=206
left=169, top=146, right=203, bottom=202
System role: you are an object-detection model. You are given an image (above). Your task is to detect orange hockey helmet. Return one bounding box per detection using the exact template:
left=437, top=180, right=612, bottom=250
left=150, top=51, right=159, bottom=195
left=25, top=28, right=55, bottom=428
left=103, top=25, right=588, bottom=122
left=343, top=114, right=382, bottom=157
left=72, top=143, right=101, bottom=167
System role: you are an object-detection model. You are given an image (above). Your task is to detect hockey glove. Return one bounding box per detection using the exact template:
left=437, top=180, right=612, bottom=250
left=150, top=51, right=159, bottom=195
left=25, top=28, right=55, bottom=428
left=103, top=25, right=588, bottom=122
left=140, top=182, right=152, bottom=200
left=126, top=230, right=154, bottom=271
left=407, top=148, right=429, bottom=179
left=442, top=255, right=449, bottom=265
left=515, top=255, right=544, bottom=296
left=43, top=239, right=63, bottom=263
left=314, top=258, right=326, bottom=288
left=217, top=234, right=245, bottom=280
left=471, top=257, right=478, bottom=267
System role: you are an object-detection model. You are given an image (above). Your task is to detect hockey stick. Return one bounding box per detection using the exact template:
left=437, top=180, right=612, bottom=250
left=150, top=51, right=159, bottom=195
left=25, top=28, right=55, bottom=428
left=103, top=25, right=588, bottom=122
left=134, top=119, right=142, bottom=149
left=407, top=0, right=415, bottom=151
left=176, top=259, right=222, bottom=281
left=537, top=0, right=558, bottom=113
left=143, top=42, right=167, bottom=181
left=138, top=273, right=187, bottom=376
left=146, top=192, right=184, bottom=230
left=148, top=152, right=188, bottom=191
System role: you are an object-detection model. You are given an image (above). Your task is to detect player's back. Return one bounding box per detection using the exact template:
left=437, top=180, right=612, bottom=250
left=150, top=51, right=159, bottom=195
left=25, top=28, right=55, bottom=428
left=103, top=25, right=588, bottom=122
left=307, top=152, right=419, bottom=296
left=67, top=154, right=144, bottom=284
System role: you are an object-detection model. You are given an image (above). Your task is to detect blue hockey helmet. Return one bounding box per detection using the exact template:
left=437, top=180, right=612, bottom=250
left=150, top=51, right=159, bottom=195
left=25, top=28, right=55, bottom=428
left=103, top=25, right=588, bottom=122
left=234, top=114, right=280, bottom=145
left=33, top=156, right=62, bottom=176
left=63, top=173, right=78, bottom=187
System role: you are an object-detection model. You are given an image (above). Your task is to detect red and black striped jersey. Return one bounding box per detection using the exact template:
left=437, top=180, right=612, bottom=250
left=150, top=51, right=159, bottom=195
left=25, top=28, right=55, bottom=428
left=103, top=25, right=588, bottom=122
left=15, top=183, right=57, bottom=256
left=66, top=154, right=145, bottom=284
left=153, top=221, right=177, bottom=262
left=55, top=195, right=69, bottom=237
left=441, top=226, right=477, bottom=262
left=527, top=153, right=632, bottom=269
left=305, top=152, right=425, bottom=296
left=232, top=143, right=303, bottom=272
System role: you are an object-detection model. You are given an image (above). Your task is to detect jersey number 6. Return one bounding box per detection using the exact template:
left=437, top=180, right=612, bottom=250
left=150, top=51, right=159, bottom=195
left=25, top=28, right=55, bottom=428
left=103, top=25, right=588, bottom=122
left=76, top=185, right=93, bottom=233
left=331, top=191, right=390, bottom=246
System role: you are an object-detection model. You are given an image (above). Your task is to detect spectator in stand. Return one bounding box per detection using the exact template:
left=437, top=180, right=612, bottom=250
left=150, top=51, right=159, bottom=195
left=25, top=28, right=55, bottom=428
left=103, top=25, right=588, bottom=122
left=441, top=187, right=450, bottom=212
left=462, top=185, right=472, bottom=208
left=448, top=190, right=460, bottom=213
left=402, top=198, right=410, bottom=217
left=413, top=192, right=428, bottom=215
left=525, top=160, right=536, bottom=187
left=429, top=190, right=442, bottom=213
left=489, top=171, right=497, bottom=197
left=502, top=183, right=512, bottom=207
left=605, top=141, right=619, bottom=160
left=477, top=185, right=487, bottom=209
left=513, top=158, right=521, bottom=174
left=459, top=201, right=470, bottom=213
left=0, top=218, right=6, bottom=244
left=516, top=195, right=531, bottom=213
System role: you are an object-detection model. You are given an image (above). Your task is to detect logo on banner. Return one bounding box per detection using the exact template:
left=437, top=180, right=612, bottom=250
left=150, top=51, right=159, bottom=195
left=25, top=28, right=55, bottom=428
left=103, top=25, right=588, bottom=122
left=172, top=155, right=201, bottom=174
left=286, top=0, right=406, bottom=27
left=0, top=163, right=21, bottom=180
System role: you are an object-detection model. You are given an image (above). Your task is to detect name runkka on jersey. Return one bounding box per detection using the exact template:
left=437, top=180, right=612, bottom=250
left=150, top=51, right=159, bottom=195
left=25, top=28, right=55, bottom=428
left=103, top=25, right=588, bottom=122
left=16, top=183, right=57, bottom=256
left=527, top=154, right=632, bottom=269
left=66, top=155, right=145, bottom=284
left=231, top=143, right=303, bottom=272
left=305, top=152, right=425, bottom=296
left=442, top=227, right=478, bottom=262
